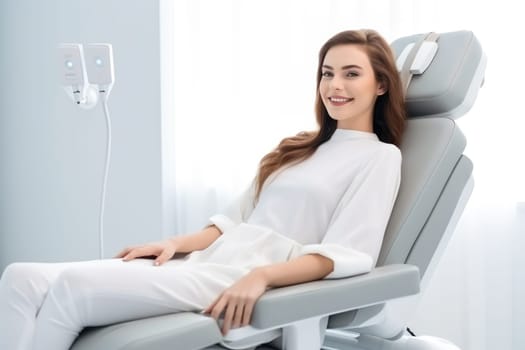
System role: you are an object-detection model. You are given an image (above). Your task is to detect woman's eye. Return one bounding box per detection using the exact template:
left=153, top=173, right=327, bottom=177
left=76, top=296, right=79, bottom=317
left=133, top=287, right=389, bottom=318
left=346, top=71, right=359, bottom=77
left=321, top=71, right=333, bottom=78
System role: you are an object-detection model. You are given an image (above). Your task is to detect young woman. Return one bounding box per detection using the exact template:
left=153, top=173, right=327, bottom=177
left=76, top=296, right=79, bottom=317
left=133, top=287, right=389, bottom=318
left=0, top=29, right=405, bottom=350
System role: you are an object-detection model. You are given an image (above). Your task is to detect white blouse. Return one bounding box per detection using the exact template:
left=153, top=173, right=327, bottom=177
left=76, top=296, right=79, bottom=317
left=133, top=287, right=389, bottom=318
left=208, top=129, right=402, bottom=279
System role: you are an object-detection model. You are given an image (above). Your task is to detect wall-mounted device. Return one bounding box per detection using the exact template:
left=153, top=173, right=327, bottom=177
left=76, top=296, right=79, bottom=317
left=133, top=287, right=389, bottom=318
left=57, top=43, right=97, bottom=107
left=57, top=43, right=115, bottom=108
left=57, top=42, right=115, bottom=259
left=84, top=44, right=115, bottom=101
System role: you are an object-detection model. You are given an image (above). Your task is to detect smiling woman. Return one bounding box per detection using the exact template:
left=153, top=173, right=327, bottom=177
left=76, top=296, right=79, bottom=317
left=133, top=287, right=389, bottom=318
left=315, top=30, right=405, bottom=147
left=319, top=45, right=385, bottom=132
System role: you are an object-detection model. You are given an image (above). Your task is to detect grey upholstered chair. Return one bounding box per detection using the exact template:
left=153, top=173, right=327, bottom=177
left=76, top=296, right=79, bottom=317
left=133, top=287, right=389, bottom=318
left=71, top=30, right=486, bottom=350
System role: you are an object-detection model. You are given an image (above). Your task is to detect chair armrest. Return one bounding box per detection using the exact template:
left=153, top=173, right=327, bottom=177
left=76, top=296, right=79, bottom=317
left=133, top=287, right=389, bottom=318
left=250, top=264, right=420, bottom=328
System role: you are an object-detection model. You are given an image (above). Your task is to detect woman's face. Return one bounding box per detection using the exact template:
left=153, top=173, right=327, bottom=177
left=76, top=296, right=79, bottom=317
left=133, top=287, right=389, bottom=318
left=319, top=44, right=385, bottom=131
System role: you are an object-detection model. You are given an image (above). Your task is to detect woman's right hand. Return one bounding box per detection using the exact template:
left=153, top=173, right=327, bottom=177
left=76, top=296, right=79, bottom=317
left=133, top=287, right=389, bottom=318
left=115, top=239, right=180, bottom=266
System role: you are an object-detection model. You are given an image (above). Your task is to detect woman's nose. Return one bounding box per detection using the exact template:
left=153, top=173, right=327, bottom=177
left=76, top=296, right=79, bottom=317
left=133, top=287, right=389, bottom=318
left=329, top=76, right=343, bottom=90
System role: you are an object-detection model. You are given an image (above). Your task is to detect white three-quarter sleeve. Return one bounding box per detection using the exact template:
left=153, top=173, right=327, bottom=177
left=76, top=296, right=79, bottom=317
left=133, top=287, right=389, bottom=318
left=208, top=179, right=257, bottom=233
left=299, top=145, right=402, bottom=279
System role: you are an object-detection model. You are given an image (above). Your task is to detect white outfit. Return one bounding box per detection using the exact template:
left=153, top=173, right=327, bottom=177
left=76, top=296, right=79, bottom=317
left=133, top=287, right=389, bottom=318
left=0, top=129, right=401, bottom=350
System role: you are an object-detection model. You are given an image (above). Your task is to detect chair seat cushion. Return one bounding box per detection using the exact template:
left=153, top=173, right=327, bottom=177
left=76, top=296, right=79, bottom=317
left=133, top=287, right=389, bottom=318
left=71, top=312, right=222, bottom=350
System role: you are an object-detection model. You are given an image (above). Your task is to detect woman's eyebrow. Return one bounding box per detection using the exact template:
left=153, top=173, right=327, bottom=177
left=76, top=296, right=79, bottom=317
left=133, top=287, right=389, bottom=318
left=322, top=64, right=363, bottom=70
left=341, top=64, right=363, bottom=70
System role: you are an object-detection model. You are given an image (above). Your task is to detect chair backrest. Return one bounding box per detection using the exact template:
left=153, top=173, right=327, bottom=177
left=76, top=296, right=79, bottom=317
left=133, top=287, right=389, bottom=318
left=377, top=31, right=486, bottom=284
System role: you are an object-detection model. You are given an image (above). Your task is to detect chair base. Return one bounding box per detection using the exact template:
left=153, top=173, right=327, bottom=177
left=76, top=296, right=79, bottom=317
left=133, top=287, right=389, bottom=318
left=323, top=333, right=461, bottom=350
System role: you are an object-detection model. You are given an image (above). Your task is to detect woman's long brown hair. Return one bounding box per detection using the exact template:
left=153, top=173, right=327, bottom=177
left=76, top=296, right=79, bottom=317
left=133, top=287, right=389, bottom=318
left=254, top=29, right=406, bottom=200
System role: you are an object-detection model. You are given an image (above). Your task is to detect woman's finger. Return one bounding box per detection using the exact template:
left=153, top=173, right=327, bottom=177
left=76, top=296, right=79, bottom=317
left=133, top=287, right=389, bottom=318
left=203, top=296, right=219, bottom=315
left=232, top=301, right=245, bottom=329
left=122, top=246, right=155, bottom=261
left=221, top=300, right=238, bottom=335
left=241, top=299, right=255, bottom=326
left=114, top=247, right=133, bottom=258
left=208, top=295, right=227, bottom=320
left=154, top=247, right=175, bottom=266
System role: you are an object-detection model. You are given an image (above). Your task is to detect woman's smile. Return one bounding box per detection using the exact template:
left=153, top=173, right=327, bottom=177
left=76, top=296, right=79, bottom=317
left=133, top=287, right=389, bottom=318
left=328, top=96, right=354, bottom=106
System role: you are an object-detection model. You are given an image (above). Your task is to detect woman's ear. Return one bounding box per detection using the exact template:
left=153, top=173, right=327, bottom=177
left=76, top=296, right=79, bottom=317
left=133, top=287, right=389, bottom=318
left=377, top=82, right=387, bottom=96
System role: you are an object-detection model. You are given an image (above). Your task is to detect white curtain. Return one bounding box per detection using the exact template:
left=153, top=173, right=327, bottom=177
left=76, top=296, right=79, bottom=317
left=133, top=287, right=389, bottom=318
left=161, top=0, right=525, bottom=349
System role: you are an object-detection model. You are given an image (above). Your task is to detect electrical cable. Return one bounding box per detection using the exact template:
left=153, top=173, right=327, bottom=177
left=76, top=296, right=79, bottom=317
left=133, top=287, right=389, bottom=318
left=98, top=97, right=112, bottom=259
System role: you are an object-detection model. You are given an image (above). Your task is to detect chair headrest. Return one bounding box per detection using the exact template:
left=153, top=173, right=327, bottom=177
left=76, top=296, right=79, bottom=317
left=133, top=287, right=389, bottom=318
left=391, top=30, right=487, bottom=119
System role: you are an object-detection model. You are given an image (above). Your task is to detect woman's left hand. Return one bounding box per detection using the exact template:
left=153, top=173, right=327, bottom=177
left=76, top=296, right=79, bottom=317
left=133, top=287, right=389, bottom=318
left=204, top=268, right=269, bottom=335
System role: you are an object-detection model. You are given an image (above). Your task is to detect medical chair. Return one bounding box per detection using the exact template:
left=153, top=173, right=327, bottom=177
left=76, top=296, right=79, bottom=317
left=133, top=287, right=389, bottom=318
left=71, top=30, right=486, bottom=350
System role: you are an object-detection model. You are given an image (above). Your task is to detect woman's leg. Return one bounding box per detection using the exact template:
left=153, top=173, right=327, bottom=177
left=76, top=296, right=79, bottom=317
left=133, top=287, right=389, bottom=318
left=29, top=259, right=244, bottom=350
left=0, top=261, right=85, bottom=350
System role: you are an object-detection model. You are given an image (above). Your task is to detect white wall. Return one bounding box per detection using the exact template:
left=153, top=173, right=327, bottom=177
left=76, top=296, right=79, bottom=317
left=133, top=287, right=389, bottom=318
left=0, top=0, right=165, bottom=269
left=411, top=201, right=525, bottom=349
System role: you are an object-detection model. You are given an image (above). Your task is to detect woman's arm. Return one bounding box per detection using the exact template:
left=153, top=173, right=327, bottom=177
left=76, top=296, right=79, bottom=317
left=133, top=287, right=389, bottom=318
left=205, top=253, right=333, bottom=335
left=115, top=225, right=222, bottom=265
left=259, top=253, right=333, bottom=287
left=171, top=225, right=222, bottom=253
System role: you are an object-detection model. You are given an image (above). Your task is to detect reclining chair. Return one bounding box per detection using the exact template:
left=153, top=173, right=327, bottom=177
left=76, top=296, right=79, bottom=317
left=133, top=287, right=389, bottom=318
left=71, top=30, right=486, bottom=350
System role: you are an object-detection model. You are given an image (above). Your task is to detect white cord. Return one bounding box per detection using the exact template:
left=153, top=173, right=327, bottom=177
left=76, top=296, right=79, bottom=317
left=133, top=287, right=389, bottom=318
left=99, top=98, right=112, bottom=259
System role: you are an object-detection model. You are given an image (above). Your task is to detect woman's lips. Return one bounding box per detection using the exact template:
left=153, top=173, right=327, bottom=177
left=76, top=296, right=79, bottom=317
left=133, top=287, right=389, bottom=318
left=328, top=96, right=354, bottom=106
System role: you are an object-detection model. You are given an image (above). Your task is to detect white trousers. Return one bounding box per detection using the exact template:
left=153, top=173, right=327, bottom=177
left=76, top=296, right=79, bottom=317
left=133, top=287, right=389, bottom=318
left=0, top=223, right=301, bottom=350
